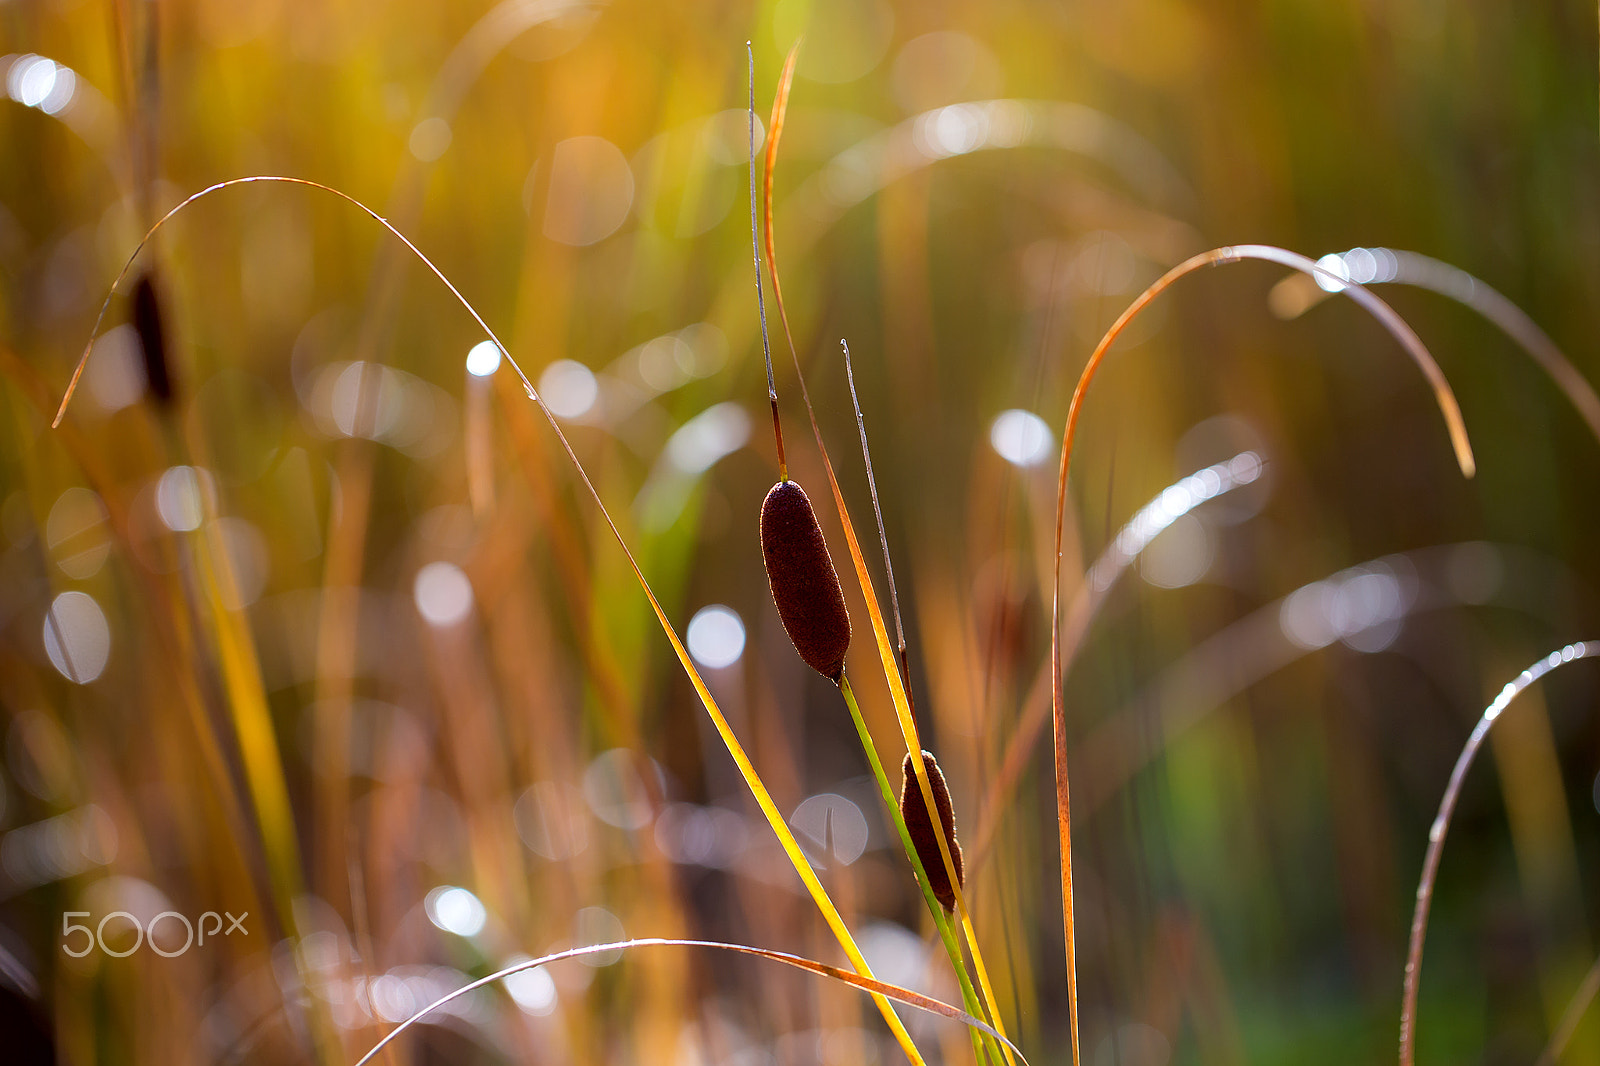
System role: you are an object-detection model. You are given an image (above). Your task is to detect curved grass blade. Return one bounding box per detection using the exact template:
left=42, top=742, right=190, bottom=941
left=1049, top=244, right=1480, bottom=1066
left=354, top=937, right=1031, bottom=1066
left=1272, top=247, right=1600, bottom=448
left=52, top=173, right=926, bottom=1066
left=1400, top=641, right=1600, bottom=1066
left=781, top=99, right=1192, bottom=248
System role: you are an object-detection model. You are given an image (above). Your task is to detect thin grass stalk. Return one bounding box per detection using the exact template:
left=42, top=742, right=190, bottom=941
left=1399, top=641, right=1600, bottom=1066
left=309, top=439, right=372, bottom=922
left=841, top=340, right=914, bottom=706
left=839, top=674, right=1001, bottom=1066
left=53, top=173, right=929, bottom=1066
left=1535, top=950, right=1600, bottom=1066
left=839, top=339, right=1018, bottom=1065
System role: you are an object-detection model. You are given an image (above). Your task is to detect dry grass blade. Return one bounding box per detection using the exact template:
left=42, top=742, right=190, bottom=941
left=1399, top=641, right=1600, bottom=1066
left=1050, top=244, right=1480, bottom=1066
left=749, top=42, right=786, bottom=478
left=55, top=173, right=926, bottom=1066
left=764, top=39, right=802, bottom=361
left=353, top=937, right=1031, bottom=1066
left=1271, top=247, right=1600, bottom=448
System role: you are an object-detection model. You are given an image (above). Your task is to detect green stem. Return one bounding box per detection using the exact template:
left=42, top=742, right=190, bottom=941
left=839, top=673, right=1003, bottom=1066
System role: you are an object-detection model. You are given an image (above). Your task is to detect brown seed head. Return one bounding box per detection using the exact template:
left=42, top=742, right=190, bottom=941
left=760, top=480, right=851, bottom=681
left=132, top=272, right=174, bottom=406
left=900, top=750, right=964, bottom=911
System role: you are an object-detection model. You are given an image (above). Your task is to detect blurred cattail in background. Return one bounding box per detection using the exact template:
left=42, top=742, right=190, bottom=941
left=129, top=271, right=173, bottom=408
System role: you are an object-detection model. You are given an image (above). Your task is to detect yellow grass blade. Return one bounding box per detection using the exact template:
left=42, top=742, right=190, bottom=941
left=591, top=493, right=925, bottom=1066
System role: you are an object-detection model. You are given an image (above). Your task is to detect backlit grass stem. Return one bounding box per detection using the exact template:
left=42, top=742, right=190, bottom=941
left=839, top=672, right=1002, bottom=1066
left=1399, top=641, right=1600, bottom=1066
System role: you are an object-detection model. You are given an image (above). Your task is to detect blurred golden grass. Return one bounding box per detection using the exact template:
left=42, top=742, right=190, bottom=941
left=2, top=3, right=1600, bottom=1065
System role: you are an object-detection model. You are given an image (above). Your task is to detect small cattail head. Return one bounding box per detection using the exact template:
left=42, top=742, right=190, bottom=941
left=900, top=750, right=964, bottom=912
left=131, top=271, right=174, bottom=407
left=760, top=480, right=851, bottom=681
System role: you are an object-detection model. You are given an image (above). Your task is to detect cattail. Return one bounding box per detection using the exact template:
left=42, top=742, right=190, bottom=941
left=900, top=750, right=964, bottom=912
left=760, top=480, right=851, bottom=681
left=131, top=271, right=174, bottom=406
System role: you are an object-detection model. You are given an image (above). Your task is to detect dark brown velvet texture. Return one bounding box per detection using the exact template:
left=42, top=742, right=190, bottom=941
left=760, top=480, right=851, bottom=681
left=900, top=750, right=964, bottom=912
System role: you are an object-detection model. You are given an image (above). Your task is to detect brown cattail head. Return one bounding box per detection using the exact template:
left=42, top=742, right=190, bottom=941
left=900, top=750, right=964, bottom=911
left=760, top=480, right=851, bottom=681
left=131, top=271, right=174, bottom=406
